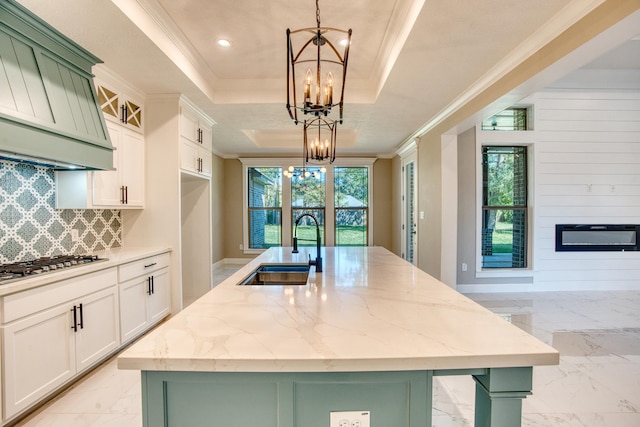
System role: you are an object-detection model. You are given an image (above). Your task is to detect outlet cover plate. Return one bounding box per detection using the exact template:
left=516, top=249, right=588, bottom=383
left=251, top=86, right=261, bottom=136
left=329, top=410, right=370, bottom=427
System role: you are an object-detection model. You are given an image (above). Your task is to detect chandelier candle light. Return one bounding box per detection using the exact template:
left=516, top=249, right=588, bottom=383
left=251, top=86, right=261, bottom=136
left=304, top=117, right=337, bottom=163
left=286, top=0, right=351, bottom=166
left=286, top=0, right=351, bottom=123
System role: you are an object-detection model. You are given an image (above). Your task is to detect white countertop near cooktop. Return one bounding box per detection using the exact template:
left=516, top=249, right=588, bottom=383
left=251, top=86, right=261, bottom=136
left=0, top=246, right=171, bottom=297
left=117, top=246, right=559, bottom=373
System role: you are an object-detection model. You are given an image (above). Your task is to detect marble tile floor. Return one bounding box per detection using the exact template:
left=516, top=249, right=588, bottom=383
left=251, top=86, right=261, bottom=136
left=12, top=286, right=640, bottom=427
left=433, top=290, right=640, bottom=427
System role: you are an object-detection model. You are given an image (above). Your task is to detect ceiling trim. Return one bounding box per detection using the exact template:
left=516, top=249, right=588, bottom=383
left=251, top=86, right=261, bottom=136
left=394, top=0, right=607, bottom=149
left=110, top=0, right=219, bottom=103
left=370, top=0, right=425, bottom=101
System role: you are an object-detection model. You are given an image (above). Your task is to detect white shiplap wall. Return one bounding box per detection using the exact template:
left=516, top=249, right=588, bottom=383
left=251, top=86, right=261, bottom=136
left=534, top=90, right=640, bottom=290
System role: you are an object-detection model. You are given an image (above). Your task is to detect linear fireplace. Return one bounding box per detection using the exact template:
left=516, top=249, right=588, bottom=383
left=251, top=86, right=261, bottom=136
left=555, top=224, right=639, bottom=252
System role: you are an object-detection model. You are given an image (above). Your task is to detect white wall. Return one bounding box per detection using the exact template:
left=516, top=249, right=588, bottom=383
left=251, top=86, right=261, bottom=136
left=533, top=89, right=640, bottom=290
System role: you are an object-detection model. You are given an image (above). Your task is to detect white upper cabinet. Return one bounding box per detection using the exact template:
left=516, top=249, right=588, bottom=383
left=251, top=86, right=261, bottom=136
left=91, top=120, right=145, bottom=208
left=179, top=100, right=215, bottom=178
left=180, top=139, right=212, bottom=177
left=179, top=102, right=213, bottom=150
left=96, top=81, right=144, bottom=133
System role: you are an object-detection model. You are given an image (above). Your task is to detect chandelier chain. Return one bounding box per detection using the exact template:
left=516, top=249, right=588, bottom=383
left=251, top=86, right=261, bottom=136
left=316, top=0, right=321, bottom=28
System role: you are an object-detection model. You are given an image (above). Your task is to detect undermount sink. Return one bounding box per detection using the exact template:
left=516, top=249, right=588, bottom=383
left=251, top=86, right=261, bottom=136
left=237, top=264, right=310, bottom=286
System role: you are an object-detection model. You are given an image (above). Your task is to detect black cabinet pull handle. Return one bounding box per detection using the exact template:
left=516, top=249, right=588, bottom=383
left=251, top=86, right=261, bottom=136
left=120, top=105, right=128, bottom=123
left=151, top=275, right=155, bottom=294
left=71, top=306, right=77, bottom=332
left=120, top=186, right=125, bottom=204
left=125, top=186, right=128, bottom=204
left=148, top=276, right=152, bottom=295
left=78, top=303, right=84, bottom=329
left=144, top=262, right=157, bottom=268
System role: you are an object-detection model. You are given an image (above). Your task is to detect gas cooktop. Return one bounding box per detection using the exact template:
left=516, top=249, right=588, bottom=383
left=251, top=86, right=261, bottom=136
left=0, top=255, right=107, bottom=285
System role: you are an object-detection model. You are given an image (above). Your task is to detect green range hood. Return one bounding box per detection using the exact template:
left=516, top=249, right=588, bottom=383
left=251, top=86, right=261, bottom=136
left=0, top=0, right=114, bottom=170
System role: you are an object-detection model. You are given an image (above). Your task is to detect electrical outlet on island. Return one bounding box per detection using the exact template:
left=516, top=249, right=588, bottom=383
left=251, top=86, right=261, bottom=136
left=329, top=411, right=370, bottom=427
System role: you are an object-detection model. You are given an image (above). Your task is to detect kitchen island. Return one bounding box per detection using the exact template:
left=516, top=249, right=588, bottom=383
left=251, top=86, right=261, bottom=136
left=118, top=246, right=559, bottom=427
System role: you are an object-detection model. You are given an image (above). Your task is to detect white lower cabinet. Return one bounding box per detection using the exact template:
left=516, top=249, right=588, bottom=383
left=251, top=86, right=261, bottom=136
left=1, top=268, right=119, bottom=421
left=119, top=253, right=171, bottom=344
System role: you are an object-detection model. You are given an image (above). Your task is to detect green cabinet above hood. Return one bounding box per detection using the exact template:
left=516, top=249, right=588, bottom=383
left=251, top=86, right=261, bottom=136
left=0, top=0, right=114, bottom=170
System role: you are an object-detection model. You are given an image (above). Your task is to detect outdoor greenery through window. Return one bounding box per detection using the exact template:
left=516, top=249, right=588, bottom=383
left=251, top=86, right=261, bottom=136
left=481, top=107, right=528, bottom=131
left=248, top=167, right=282, bottom=249
left=292, top=167, right=325, bottom=246
left=482, top=146, right=527, bottom=268
left=335, top=167, right=368, bottom=246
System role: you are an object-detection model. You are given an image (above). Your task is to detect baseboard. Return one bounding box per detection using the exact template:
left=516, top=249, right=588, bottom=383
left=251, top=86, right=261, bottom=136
left=458, top=282, right=640, bottom=293
left=457, top=283, right=536, bottom=293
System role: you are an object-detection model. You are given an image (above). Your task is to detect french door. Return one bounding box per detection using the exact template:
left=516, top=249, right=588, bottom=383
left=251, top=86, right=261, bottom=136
left=401, top=151, right=418, bottom=265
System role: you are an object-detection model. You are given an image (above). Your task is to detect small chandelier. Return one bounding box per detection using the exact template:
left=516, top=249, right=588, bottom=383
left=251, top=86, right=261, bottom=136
left=304, top=117, right=337, bottom=164
left=286, top=0, right=352, bottom=125
left=284, top=165, right=326, bottom=180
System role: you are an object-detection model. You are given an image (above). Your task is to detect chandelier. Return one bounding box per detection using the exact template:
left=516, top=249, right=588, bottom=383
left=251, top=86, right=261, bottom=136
left=304, top=117, right=336, bottom=164
left=283, top=165, right=326, bottom=180
left=286, top=0, right=352, bottom=125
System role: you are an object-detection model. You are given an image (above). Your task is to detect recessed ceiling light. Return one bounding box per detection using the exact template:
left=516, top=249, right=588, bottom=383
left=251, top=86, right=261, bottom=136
left=217, top=39, right=231, bottom=48
left=339, top=39, right=348, bottom=47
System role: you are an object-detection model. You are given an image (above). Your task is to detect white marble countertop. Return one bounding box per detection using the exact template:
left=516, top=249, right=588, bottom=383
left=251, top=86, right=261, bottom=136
left=0, top=246, right=171, bottom=297
left=117, top=246, right=559, bottom=373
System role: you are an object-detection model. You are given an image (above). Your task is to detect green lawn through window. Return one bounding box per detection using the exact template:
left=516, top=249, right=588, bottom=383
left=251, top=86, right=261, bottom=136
left=265, top=225, right=366, bottom=246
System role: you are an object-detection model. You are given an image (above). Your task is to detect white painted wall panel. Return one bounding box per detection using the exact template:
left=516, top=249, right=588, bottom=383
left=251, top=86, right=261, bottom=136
left=533, top=89, right=640, bottom=290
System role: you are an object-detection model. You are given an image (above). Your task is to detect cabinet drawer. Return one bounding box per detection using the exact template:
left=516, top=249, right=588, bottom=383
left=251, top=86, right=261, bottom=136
left=2, top=268, right=117, bottom=324
left=118, top=253, right=170, bottom=283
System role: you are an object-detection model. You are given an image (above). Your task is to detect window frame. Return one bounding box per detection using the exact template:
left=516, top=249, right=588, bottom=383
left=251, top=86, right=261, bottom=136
left=247, top=166, right=283, bottom=250
left=334, top=166, right=370, bottom=247
left=475, top=128, right=535, bottom=278
left=241, top=158, right=374, bottom=255
left=291, top=166, right=327, bottom=247
left=481, top=146, right=528, bottom=269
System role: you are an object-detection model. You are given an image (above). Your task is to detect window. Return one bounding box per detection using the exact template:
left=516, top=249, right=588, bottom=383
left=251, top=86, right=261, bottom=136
left=248, top=167, right=282, bottom=249
left=242, top=159, right=374, bottom=252
left=482, top=107, right=528, bottom=131
left=291, top=167, right=325, bottom=246
left=481, top=146, right=527, bottom=268
left=334, top=167, right=368, bottom=246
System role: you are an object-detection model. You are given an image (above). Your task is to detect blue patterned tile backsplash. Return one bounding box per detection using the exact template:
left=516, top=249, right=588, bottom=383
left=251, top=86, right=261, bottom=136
left=0, top=160, right=122, bottom=263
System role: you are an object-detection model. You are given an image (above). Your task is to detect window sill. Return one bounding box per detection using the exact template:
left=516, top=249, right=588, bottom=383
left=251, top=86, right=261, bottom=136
left=476, top=269, right=533, bottom=278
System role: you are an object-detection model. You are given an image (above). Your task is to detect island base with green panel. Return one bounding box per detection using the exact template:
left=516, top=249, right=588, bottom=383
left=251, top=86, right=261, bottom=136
left=119, top=247, right=558, bottom=427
